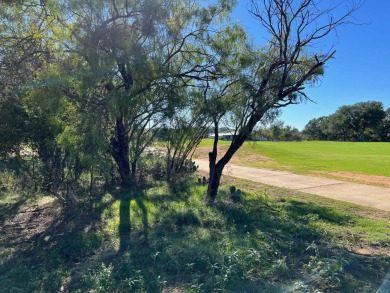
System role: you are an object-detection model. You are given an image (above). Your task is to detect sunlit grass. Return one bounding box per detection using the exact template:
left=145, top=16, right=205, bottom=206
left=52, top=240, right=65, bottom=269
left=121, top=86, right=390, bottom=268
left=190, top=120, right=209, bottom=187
left=197, top=140, right=390, bottom=177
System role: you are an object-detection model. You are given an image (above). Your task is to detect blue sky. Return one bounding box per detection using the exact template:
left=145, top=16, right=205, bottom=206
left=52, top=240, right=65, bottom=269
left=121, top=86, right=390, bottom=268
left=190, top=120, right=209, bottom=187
left=232, top=0, right=390, bottom=130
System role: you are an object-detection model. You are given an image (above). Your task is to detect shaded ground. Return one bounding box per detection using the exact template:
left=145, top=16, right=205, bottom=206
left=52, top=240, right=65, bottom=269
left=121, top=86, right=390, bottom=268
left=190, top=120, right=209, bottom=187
left=1, top=180, right=389, bottom=292
left=1, top=196, right=58, bottom=251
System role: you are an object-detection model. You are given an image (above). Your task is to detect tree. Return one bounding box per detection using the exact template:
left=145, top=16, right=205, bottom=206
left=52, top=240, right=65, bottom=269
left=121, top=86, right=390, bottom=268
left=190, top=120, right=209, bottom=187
left=0, top=98, right=29, bottom=157
left=192, top=23, right=255, bottom=202
left=57, top=0, right=236, bottom=188
left=322, top=101, right=385, bottom=142
left=348, top=101, right=385, bottom=141
left=280, top=125, right=301, bottom=141
left=252, top=121, right=302, bottom=141
left=0, top=1, right=70, bottom=193
left=380, top=108, right=390, bottom=142
left=205, top=0, right=359, bottom=203
left=0, top=0, right=44, bottom=136
left=0, top=0, right=57, bottom=100
left=325, top=109, right=352, bottom=141
left=303, top=116, right=328, bottom=140
left=303, top=101, right=388, bottom=142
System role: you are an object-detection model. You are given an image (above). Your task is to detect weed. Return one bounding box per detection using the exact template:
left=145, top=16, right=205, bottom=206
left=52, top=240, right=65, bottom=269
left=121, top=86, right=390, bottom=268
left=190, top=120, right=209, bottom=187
left=86, top=262, right=115, bottom=292
left=0, top=170, right=22, bottom=193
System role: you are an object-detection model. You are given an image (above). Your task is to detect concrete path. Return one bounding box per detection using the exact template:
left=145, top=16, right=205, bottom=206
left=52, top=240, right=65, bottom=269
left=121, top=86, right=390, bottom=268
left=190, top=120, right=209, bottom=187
left=195, top=160, right=390, bottom=212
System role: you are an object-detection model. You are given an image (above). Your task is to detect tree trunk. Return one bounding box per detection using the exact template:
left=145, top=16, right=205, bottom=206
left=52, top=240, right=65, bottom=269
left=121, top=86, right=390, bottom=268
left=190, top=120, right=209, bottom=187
left=131, top=160, right=137, bottom=182
left=206, top=139, right=243, bottom=203
left=206, top=123, right=219, bottom=203
left=206, top=113, right=261, bottom=203
left=207, top=159, right=223, bottom=203
left=111, top=117, right=132, bottom=188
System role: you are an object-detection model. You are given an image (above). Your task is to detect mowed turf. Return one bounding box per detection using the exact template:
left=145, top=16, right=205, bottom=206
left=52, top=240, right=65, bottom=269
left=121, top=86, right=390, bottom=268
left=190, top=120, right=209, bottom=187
left=196, top=140, right=390, bottom=177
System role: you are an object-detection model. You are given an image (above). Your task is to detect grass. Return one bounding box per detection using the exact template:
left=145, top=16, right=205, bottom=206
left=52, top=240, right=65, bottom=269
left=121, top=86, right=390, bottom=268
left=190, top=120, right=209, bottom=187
left=1, top=175, right=389, bottom=292
left=196, top=140, right=390, bottom=177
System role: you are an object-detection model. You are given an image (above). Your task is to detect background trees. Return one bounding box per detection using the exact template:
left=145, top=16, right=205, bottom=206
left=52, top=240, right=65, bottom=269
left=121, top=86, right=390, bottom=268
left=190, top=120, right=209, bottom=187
left=252, top=120, right=302, bottom=141
left=301, top=116, right=328, bottom=141
left=380, top=108, right=390, bottom=141
left=303, top=101, right=388, bottom=142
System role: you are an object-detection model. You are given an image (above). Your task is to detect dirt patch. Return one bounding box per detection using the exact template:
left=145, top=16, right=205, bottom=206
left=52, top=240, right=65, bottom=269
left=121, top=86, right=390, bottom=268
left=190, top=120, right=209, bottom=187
left=352, top=247, right=389, bottom=256
left=1, top=197, right=61, bottom=253
left=233, top=152, right=274, bottom=165
left=313, top=171, right=390, bottom=188
left=193, top=146, right=225, bottom=160
left=194, top=146, right=275, bottom=165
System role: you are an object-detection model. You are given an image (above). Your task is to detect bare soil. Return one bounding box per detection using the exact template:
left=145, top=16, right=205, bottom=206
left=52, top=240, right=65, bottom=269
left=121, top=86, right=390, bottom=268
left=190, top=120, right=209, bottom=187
left=194, top=146, right=275, bottom=165
left=327, top=171, right=390, bottom=188
left=353, top=248, right=387, bottom=256
left=0, top=197, right=61, bottom=260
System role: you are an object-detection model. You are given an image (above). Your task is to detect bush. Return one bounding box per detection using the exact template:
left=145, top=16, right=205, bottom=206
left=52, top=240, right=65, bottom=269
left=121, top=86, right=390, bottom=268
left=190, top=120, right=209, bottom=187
left=0, top=170, right=23, bottom=193
left=139, top=153, right=166, bottom=181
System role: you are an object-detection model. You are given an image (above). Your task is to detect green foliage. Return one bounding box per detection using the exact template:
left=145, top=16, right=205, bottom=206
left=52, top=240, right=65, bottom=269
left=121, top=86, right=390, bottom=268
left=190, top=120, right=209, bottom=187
left=1, top=0, right=360, bottom=197
left=253, top=120, right=302, bottom=141
left=85, top=263, right=116, bottom=292
left=0, top=98, right=29, bottom=156
left=0, top=170, right=20, bottom=193
left=1, top=0, right=240, bottom=190
left=163, top=112, right=209, bottom=180
left=304, top=101, right=387, bottom=142
left=138, top=153, right=166, bottom=181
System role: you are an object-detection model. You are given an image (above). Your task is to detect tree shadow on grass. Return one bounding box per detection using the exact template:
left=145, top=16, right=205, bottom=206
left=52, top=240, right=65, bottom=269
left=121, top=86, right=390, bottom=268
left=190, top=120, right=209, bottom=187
left=0, top=188, right=119, bottom=292
left=214, top=195, right=390, bottom=291
left=285, top=199, right=351, bottom=224
left=215, top=196, right=323, bottom=244
left=111, top=186, right=149, bottom=252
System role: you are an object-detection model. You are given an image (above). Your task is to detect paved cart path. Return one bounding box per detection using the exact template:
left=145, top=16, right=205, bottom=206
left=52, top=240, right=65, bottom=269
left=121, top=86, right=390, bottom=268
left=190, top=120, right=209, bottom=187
left=195, top=159, right=390, bottom=212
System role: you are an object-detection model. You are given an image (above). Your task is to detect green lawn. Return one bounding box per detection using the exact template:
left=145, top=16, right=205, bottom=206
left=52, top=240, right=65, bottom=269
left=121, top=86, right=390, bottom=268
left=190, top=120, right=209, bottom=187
left=197, top=140, right=390, bottom=177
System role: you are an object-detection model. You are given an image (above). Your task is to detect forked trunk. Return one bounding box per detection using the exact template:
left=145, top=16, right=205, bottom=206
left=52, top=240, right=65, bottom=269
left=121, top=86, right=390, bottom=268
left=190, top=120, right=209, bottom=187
left=206, top=124, right=220, bottom=204
left=206, top=118, right=258, bottom=203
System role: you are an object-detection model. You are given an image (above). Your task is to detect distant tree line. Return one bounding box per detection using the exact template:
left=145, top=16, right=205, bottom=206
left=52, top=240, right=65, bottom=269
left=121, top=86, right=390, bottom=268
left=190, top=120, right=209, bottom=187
left=303, top=101, right=390, bottom=142
left=252, top=121, right=302, bottom=141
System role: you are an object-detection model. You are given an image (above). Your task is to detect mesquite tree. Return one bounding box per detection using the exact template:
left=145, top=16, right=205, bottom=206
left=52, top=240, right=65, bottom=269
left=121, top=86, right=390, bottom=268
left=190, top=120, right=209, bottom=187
left=60, top=0, right=235, bottom=187
left=205, top=0, right=360, bottom=203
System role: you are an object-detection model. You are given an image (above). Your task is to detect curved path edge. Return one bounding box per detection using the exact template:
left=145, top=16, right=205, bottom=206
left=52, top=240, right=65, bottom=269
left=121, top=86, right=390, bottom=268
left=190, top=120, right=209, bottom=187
left=195, top=159, right=390, bottom=212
